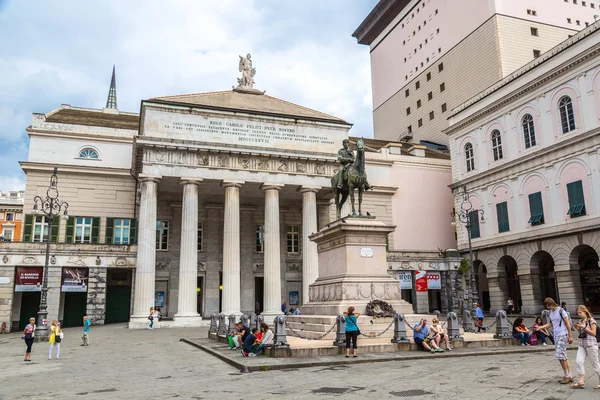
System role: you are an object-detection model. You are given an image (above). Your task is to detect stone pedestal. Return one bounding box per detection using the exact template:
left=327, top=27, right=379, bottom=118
left=302, top=218, right=412, bottom=315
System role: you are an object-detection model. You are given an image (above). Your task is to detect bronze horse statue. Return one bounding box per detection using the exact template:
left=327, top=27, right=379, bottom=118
left=331, top=138, right=370, bottom=219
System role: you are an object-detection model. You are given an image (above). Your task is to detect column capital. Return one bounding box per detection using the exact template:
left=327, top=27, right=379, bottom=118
left=299, top=185, right=321, bottom=194
left=181, top=178, right=203, bottom=186
left=138, top=174, right=161, bottom=183
left=261, top=183, right=284, bottom=192
left=221, top=180, right=245, bottom=189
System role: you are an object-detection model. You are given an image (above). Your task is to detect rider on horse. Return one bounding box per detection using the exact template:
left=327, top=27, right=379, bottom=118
left=335, top=139, right=372, bottom=190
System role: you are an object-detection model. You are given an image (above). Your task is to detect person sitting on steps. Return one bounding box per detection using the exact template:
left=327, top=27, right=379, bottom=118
left=532, top=316, right=554, bottom=346
left=512, top=317, right=531, bottom=346
left=413, top=318, right=444, bottom=353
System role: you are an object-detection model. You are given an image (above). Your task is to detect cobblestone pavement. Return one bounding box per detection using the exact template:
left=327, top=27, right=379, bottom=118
left=1, top=323, right=599, bottom=400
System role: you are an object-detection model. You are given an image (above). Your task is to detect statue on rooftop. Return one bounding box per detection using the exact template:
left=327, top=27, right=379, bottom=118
left=237, top=53, right=256, bottom=90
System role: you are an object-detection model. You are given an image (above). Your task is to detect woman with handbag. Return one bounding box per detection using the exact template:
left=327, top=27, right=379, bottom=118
left=570, top=305, right=600, bottom=390
left=48, top=320, right=61, bottom=360
left=343, top=306, right=360, bottom=358
left=23, top=317, right=36, bottom=362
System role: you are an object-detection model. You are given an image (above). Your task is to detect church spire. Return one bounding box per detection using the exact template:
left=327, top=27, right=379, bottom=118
left=105, top=65, right=117, bottom=109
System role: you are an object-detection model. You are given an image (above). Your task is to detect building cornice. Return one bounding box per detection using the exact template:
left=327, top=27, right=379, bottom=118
left=450, top=127, right=600, bottom=189
left=27, top=129, right=135, bottom=144
left=19, top=162, right=134, bottom=177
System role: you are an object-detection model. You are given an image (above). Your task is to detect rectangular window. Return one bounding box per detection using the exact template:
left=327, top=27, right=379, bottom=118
left=428, top=92, right=433, bottom=100
left=156, top=221, right=169, bottom=250
left=33, top=216, right=49, bottom=242
left=440, top=82, right=445, bottom=92
left=406, top=107, right=411, bottom=116
left=198, top=222, right=203, bottom=251
left=113, top=219, right=131, bottom=245
left=438, top=63, right=444, bottom=72
left=75, top=217, right=93, bottom=243
left=592, top=3, right=596, bottom=9
left=418, top=118, right=423, bottom=127
left=533, top=49, right=541, bottom=58
left=416, top=81, right=420, bottom=90
left=469, top=210, right=481, bottom=239
left=576, top=20, right=581, bottom=26
left=441, top=103, right=447, bottom=113
left=496, top=202, right=510, bottom=233
left=407, top=125, right=412, bottom=134
left=287, top=225, right=300, bottom=253
left=256, top=225, right=264, bottom=253
left=583, top=1, right=586, bottom=6
left=405, top=89, right=410, bottom=97
left=567, top=18, right=572, bottom=23
left=1, top=228, right=13, bottom=241
left=426, top=72, right=431, bottom=81
left=5, top=212, right=14, bottom=221
left=531, top=27, right=538, bottom=36
left=528, top=192, right=545, bottom=226
left=417, top=99, right=422, bottom=108
left=566, top=180, right=586, bottom=218
left=429, top=111, right=434, bottom=120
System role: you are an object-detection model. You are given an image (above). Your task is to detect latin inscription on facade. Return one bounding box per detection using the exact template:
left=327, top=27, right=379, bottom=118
left=143, top=108, right=348, bottom=154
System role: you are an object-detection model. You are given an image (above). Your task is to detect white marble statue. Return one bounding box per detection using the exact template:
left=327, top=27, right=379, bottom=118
left=237, top=53, right=256, bottom=89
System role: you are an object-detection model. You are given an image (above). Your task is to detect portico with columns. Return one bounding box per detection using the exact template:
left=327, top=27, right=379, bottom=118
left=128, top=90, right=351, bottom=328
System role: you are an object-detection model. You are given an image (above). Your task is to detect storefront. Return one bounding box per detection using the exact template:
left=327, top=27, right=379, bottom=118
left=14, top=266, right=42, bottom=330
left=60, top=267, right=88, bottom=327
left=105, top=269, right=132, bottom=324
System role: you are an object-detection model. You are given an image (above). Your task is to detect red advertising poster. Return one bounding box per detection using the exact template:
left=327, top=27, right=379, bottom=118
left=415, top=270, right=428, bottom=292
left=15, top=267, right=43, bottom=292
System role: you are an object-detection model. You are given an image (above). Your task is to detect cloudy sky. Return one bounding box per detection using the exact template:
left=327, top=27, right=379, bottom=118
left=0, top=0, right=377, bottom=192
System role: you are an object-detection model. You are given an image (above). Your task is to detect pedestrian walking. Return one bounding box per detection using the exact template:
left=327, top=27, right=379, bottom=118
left=570, top=305, right=600, bottom=390
left=48, top=320, right=62, bottom=360
left=81, top=316, right=91, bottom=346
left=23, top=317, right=36, bottom=362
left=538, top=298, right=574, bottom=384
left=148, top=307, right=155, bottom=330
left=561, top=302, right=575, bottom=331
left=507, top=297, right=515, bottom=314
left=474, top=303, right=486, bottom=333
left=344, top=306, right=360, bottom=358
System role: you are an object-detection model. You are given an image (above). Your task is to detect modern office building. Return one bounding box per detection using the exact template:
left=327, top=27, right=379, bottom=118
left=354, top=0, right=599, bottom=146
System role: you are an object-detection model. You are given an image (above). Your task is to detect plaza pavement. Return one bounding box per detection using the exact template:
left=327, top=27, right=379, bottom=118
left=1, top=323, right=599, bottom=400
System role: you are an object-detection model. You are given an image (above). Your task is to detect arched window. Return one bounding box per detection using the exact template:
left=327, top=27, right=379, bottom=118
left=558, top=96, right=576, bottom=133
left=491, top=130, right=503, bottom=161
left=465, top=143, right=475, bottom=172
left=521, top=114, right=536, bottom=149
left=78, top=148, right=99, bottom=159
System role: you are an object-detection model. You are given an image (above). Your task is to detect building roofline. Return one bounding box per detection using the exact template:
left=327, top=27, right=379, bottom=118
left=352, top=0, right=411, bottom=45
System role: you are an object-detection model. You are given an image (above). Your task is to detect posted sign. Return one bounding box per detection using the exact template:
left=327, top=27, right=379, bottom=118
left=397, top=272, right=412, bottom=290
left=427, top=272, right=442, bottom=290
left=15, top=267, right=43, bottom=292
left=415, top=271, right=428, bottom=292
left=61, top=268, right=89, bottom=292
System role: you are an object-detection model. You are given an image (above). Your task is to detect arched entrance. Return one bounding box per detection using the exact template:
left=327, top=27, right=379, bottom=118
left=575, top=245, right=600, bottom=312
left=531, top=251, right=557, bottom=305
left=474, top=260, right=490, bottom=312
left=499, top=256, right=521, bottom=313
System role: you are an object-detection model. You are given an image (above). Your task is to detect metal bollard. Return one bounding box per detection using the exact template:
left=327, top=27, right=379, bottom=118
left=541, top=309, right=550, bottom=327
left=462, top=310, right=474, bottom=333
left=240, top=313, right=250, bottom=328
left=217, top=313, right=227, bottom=336
left=249, top=312, right=256, bottom=330
left=333, top=314, right=346, bottom=346
left=208, top=313, right=218, bottom=337
left=391, top=313, right=410, bottom=343
left=493, top=310, right=511, bottom=339
left=447, top=312, right=463, bottom=341
left=255, top=315, right=264, bottom=331
left=227, top=314, right=237, bottom=336
left=273, top=315, right=289, bottom=348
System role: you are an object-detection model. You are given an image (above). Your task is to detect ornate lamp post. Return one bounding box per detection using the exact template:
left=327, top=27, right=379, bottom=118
left=450, top=186, right=484, bottom=318
left=32, top=167, right=69, bottom=341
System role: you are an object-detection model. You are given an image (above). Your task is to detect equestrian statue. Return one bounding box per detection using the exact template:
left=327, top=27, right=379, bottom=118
left=331, top=138, right=372, bottom=219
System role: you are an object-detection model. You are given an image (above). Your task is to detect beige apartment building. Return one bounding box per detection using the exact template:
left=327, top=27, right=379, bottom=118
left=354, top=0, right=599, bottom=146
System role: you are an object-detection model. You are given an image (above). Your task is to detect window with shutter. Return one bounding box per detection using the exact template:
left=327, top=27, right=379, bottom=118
left=91, top=217, right=100, bottom=243
left=105, top=217, right=114, bottom=244
left=66, top=216, right=75, bottom=243
left=496, top=202, right=510, bottom=233
left=23, top=214, right=34, bottom=242
left=566, top=180, right=586, bottom=218
left=129, top=219, right=137, bottom=245
left=527, top=192, right=545, bottom=226
left=469, top=210, right=480, bottom=239
left=50, top=218, right=60, bottom=243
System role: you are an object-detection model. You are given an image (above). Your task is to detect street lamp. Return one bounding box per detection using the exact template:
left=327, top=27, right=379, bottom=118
left=450, top=186, right=484, bottom=319
left=32, top=167, right=69, bottom=341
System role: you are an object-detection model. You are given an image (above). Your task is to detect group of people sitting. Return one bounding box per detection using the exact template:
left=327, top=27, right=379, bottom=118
left=227, top=321, right=274, bottom=357
left=413, top=317, right=453, bottom=353
left=512, top=316, right=555, bottom=346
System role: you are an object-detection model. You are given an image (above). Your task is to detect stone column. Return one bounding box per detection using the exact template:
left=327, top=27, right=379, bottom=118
left=221, top=181, right=244, bottom=316
left=87, top=267, right=107, bottom=325
left=262, top=184, right=284, bottom=318
left=300, top=186, right=320, bottom=305
left=129, top=176, right=159, bottom=328
left=518, top=272, right=537, bottom=315
left=555, top=265, right=583, bottom=308
left=174, top=179, right=203, bottom=326
left=487, top=276, right=506, bottom=314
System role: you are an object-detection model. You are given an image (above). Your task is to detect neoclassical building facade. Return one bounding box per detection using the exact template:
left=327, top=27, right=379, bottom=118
left=446, top=22, right=600, bottom=314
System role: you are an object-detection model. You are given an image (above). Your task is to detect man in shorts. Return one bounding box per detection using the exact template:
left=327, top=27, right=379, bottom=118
left=413, top=318, right=443, bottom=353
left=538, top=297, right=574, bottom=384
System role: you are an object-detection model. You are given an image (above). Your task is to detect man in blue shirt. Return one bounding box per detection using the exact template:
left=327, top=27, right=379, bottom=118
left=81, top=316, right=91, bottom=346
left=413, top=319, right=443, bottom=353
left=475, top=303, right=486, bottom=333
